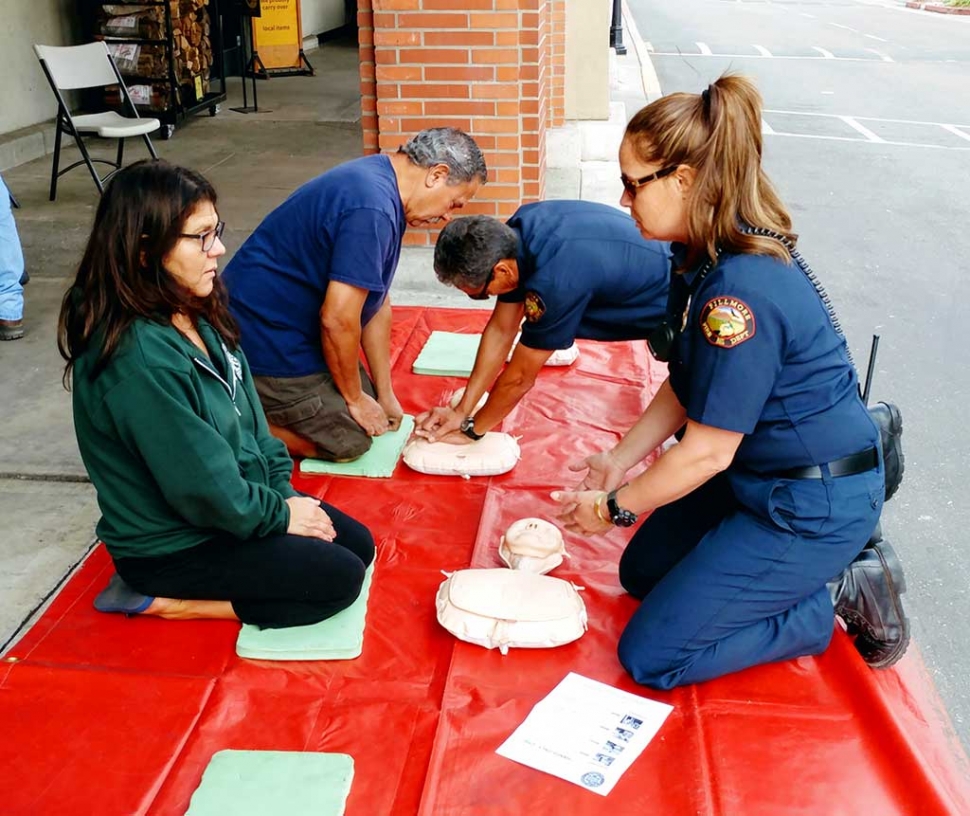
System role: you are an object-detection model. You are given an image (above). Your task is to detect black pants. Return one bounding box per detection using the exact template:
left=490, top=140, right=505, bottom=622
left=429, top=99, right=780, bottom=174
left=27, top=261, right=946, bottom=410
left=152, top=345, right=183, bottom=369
left=114, top=501, right=375, bottom=629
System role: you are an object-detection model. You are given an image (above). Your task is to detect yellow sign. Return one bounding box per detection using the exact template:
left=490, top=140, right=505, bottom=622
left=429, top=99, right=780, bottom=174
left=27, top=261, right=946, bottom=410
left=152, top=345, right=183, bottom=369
left=252, top=0, right=304, bottom=69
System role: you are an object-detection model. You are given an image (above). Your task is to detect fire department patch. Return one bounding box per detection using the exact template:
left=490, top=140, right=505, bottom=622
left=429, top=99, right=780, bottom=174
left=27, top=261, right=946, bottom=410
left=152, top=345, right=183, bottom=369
left=699, top=296, right=755, bottom=348
left=524, top=291, right=546, bottom=323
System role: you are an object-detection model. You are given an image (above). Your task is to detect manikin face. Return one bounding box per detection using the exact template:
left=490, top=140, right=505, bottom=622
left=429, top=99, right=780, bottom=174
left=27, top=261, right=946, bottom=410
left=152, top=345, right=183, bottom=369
left=163, top=201, right=226, bottom=298
left=618, top=138, right=691, bottom=244
left=405, top=164, right=482, bottom=228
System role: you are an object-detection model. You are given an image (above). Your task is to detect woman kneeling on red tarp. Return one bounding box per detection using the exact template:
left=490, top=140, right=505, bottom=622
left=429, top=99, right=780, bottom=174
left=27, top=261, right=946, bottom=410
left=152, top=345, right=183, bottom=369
left=58, top=159, right=373, bottom=628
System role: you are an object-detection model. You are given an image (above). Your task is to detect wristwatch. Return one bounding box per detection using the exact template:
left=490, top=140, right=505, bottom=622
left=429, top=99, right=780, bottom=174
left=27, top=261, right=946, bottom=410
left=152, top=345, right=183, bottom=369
left=459, top=416, right=484, bottom=441
left=606, top=487, right=638, bottom=527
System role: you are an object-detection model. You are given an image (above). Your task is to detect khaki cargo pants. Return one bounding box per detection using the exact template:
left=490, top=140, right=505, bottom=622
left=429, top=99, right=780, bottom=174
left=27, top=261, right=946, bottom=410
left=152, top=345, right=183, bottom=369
left=254, top=364, right=377, bottom=461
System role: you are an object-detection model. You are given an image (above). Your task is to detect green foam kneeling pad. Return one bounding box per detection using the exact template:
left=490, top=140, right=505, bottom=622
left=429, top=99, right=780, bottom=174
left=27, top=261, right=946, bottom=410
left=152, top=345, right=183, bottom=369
left=300, top=415, right=415, bottom=477
left=236, top=564, right=375, bottom=661
left=412, top=331, right=482, bottom=377
left=184, top=750, right=354, bottom=816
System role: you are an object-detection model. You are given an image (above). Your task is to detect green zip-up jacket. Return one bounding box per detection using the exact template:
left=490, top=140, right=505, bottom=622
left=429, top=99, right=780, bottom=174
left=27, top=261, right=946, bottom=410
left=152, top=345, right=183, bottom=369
left=73, top=317, right=298, bottom=560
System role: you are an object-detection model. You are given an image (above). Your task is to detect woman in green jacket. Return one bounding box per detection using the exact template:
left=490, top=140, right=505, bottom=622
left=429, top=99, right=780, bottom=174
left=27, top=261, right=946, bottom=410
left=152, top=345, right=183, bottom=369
left=58, top=160, right=374, bottom=628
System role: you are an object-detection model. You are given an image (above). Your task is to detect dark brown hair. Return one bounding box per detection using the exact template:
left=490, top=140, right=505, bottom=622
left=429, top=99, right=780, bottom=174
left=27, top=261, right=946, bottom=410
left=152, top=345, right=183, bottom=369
left=58, top=159, right=238, bottom=386
left=625, top=74, right=795, bottom=269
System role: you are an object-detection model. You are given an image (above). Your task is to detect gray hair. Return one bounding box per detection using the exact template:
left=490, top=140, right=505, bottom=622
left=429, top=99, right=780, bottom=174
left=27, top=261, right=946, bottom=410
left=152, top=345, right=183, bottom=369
left=398, top=128, right=488, bottom=185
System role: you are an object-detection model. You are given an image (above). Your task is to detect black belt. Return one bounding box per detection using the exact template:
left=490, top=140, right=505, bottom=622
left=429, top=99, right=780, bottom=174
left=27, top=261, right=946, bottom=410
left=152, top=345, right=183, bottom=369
left=778, top=447, right=878, bottom=480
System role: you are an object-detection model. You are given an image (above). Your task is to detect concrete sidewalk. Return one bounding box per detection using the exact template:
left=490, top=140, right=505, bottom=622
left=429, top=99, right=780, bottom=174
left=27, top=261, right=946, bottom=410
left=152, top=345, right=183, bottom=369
left=0, top=33, right=647, bottom=652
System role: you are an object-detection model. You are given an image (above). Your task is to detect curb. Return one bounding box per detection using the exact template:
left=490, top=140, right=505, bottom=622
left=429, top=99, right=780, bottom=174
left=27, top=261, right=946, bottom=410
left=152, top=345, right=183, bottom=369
left=621, top=0, right=662, bottom=101
left=905, top=2, right=970, bottom=13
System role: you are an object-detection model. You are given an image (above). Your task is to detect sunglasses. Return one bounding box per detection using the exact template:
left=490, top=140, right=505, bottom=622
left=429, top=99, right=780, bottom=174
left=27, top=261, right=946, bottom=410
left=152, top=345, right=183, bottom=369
left=620, top=166, right=677, bottom=198
left=467, top=267, right=495, bottom=301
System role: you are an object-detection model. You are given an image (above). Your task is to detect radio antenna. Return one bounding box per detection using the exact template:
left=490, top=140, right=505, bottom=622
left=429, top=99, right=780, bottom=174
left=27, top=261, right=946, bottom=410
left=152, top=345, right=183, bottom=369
left=861, top=334, right=880, bottom=406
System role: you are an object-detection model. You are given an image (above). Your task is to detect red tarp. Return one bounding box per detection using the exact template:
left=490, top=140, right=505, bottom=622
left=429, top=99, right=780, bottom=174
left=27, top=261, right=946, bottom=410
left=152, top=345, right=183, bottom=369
left=2, top=307, right=968, bottom=815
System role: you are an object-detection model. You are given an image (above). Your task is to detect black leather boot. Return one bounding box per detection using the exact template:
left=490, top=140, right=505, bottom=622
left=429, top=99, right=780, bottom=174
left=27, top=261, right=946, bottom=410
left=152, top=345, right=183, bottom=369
left=869, top=401, right=904, bottom=502
left=828, top=536, right=910, bottom=669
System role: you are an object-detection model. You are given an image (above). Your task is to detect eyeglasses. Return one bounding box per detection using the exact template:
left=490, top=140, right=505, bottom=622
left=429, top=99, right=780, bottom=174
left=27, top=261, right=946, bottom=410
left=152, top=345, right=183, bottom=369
left=467, top=268, right=495, bottom=301
left=620, top=166, right=677, bottom=198
left=179, top=220, right=225, bottom=253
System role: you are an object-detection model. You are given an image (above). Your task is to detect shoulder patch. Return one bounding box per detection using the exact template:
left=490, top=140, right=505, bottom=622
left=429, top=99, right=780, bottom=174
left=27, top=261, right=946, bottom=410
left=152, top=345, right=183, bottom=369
left=523, top=291, right=546, bottom=323
left=699, top=296, right=755, bottom=348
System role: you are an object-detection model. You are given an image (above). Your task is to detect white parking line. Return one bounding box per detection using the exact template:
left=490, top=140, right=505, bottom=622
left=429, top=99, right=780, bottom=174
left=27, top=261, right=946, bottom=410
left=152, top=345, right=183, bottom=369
left=864, top=33, right=888, bottom=42
left=696, top=42, right=713, bottom=55
left=840, top=116, right=886, bottom=143
left=812, top=46, right=835, bottom=59
left=801, top=12, right=816, bottom=18
left=763, top=110, right=970, bottom=149
left=764, top=109, right=970, bottom=129
left=865, top=47, right=894, bottom=62
left=753, top=44, right=773, bottom=57
left=941, top=124, right=970, bottom=143
left=764, top=132, right=970, bottom=151
left=649, top=52, right=890, bottom=63
left=831, top=23, right=856, bottom=31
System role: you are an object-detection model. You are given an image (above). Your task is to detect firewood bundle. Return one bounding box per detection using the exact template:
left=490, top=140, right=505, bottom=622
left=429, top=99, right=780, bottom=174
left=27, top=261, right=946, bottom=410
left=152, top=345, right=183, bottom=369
left=171, top=0, right=213, bottom=79
left=99, top=0, right=213, bottom=108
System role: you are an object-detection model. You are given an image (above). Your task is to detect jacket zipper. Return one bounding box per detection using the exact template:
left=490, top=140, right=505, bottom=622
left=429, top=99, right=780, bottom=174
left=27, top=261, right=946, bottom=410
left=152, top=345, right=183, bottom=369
left=192, top=357, right=241, bottom=416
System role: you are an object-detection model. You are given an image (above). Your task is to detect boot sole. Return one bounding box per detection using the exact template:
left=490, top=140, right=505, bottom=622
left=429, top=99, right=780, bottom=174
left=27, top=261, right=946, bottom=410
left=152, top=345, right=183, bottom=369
left=864, top=538, right=910, bottom=669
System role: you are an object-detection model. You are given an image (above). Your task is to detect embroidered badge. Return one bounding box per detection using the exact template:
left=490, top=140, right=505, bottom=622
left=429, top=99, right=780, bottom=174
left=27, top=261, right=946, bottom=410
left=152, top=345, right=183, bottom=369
left=524, top=291, right=546, bottom=323
left=699, top=296, right=755, bottom=348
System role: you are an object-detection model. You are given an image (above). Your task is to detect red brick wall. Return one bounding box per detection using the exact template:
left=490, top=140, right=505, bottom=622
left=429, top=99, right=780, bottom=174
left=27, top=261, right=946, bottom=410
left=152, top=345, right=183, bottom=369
left=548, top=0, right=566, bottom=127
left=358, top=0, right=561, bottom=246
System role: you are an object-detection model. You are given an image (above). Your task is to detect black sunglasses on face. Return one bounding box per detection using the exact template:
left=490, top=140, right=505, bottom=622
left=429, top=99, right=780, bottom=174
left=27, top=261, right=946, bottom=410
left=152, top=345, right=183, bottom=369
left=468, top=267, right=495, bottom=301
left=620, top=166, right=677, bottom=198
left=179, top=220, right=226, bottom=253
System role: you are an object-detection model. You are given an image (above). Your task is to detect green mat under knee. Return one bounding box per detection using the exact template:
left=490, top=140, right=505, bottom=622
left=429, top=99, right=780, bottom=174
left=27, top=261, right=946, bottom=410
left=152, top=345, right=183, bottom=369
left=412, top=331, right=482, bottom=377
left=299, top=415, right=415, bottom=477
left=185, top=750, right=354, bottom=816
left=236, top=564, right=375, bottom=661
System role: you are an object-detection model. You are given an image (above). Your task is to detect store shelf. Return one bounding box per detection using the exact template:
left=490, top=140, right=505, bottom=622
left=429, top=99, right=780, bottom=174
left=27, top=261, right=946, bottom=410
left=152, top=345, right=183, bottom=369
left=87, top=0, right=226, bottom=137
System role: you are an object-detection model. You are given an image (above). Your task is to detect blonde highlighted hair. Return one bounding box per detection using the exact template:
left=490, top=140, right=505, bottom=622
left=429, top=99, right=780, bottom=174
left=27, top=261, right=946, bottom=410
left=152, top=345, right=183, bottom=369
left=625, top=74, right=795, bottom=269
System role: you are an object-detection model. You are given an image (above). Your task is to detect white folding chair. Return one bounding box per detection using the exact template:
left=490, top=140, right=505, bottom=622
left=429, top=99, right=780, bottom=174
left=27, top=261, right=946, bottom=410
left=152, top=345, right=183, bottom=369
left=34, top=42, right=161, bottom=201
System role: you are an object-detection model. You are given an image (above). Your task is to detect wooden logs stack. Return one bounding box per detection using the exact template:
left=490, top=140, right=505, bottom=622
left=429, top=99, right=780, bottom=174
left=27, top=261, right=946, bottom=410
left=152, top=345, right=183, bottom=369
left=100, top=0, right=213, bottom=106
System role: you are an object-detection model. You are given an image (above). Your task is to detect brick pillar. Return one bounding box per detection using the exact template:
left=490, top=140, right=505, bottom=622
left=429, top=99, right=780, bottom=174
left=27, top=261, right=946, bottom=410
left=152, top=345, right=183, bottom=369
left=548, top=0, right=566, bottom=127
left=358, top=0, right=557, bottom=246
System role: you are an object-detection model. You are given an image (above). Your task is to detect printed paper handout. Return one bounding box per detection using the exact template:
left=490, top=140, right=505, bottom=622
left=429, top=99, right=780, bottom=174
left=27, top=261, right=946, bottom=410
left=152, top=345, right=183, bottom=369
left=496, top=672, right=673, bottom=796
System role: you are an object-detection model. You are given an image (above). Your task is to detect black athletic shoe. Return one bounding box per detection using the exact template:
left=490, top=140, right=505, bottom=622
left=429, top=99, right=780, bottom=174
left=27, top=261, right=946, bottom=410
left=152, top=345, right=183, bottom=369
left=869, top=401, right=904, bottom=502
left=0, top=318, right=24, bottom=341
left=829, top=536, right=910, bottom=669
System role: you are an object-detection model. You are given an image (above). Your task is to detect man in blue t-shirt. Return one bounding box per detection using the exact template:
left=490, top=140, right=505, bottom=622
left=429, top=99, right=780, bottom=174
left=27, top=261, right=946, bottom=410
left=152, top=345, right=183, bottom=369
left=414, top=200, right=670, bottom=443
left=223, top=128, right=486, bottom=461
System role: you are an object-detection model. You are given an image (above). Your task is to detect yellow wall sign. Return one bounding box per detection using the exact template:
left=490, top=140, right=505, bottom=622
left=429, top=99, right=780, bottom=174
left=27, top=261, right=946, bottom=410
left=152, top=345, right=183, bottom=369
left=252, top=0, right=304, bottom=70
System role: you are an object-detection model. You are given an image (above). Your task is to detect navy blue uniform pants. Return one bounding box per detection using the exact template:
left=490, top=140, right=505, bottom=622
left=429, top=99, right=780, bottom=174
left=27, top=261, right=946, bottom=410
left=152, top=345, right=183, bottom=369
left=115, top=500, right=375, bottom=629
left=617, top=464, right=883, bottom=689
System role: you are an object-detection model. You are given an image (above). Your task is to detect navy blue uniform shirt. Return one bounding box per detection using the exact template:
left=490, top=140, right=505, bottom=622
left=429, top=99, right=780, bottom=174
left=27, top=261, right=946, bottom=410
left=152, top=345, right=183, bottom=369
left=496, top=201, right=669, bottom=350
left=223, top=155, right=406, bottom=378
left=668, top=248, right=878, bottom=473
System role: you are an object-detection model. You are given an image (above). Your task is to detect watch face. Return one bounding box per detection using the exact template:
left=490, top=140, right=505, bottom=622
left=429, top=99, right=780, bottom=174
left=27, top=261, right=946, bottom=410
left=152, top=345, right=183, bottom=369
left=607, top=490, right=637, bottom=527
left=614, top=510, right=637, bottom=527
left=460, top=417, right=482, bottom=439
